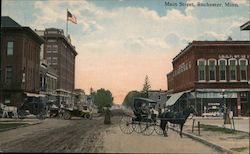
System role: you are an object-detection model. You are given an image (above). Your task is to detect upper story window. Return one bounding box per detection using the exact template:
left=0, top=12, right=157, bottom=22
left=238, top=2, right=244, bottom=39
left=208, top=59, right=216, bottom=81
left=52, top=45, right=58, bottom=53
left=5, top=66, right=13, bottom=83
left=229, top=59, right=237, bottom=81
left=7, top=41, right=14, bottom=56
left=47, top=45, right=52, bottom=53
left=239, top=59, right=248, bottom=81
left=218, top=59, right=227, bottom=81
left=197, top=59, right=206, bottom=81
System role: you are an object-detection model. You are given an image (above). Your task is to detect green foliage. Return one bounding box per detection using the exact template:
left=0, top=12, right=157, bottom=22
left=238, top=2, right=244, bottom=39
left=93, top=88, right=113, bottom=109
left=122, top=90, right=146, bottom=108
left=142, top=75, right=151, bottom=98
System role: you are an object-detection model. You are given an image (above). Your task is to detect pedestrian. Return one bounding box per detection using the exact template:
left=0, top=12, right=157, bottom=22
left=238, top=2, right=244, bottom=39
left=104, top=106, right=112, bottom=124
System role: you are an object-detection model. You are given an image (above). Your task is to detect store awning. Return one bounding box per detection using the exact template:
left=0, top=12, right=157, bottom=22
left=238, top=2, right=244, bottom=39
left=24, top=92, right=46, bottom=97
left=165, top=91, right=185, bottom=107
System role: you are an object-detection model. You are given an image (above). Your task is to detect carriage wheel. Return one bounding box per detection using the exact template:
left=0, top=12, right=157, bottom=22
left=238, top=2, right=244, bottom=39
left=63, top=111, right=71, bottom=120
left=154, top=125, right=164, bottom=135
left=119, top=115, right=134, bottom=134
left=141, top=121, right=154, bottom=136
left=132, top=121, right=143, bottom=134
left=154, top=120, right=164, bottom=135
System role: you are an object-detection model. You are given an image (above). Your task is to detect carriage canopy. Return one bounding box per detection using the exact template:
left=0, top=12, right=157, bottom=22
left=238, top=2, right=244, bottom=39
left=133, top=97, right=157, bottom=113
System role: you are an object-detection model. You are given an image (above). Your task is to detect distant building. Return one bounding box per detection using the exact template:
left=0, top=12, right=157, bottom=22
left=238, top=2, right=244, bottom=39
left=40, top=59, right=58, bottom=104
left=148, top=90, right=168, bottom=109
left=0, top=16, right=44, bottom=107
left=166, top=40, right=250, bottom=116
left=35, top=28, right=77, bottom=107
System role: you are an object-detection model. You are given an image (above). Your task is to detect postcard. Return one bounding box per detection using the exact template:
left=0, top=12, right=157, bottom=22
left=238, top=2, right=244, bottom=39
left=0, top=0, right=249, bottom=153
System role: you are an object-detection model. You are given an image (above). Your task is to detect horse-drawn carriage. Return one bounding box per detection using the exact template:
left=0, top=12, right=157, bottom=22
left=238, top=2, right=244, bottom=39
left=119, top=97, right=163, bottom=136
left=119, top=97, right=197, bottom=137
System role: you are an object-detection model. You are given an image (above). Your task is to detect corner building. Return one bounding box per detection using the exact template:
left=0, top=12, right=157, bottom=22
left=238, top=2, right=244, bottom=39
left=167, top=41, right=250, bottom=116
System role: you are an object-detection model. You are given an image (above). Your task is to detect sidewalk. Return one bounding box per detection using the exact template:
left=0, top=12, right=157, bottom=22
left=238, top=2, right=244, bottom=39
left=0, top=118, right=43, bottom=125
left=188, top=117, right=249, bottom=133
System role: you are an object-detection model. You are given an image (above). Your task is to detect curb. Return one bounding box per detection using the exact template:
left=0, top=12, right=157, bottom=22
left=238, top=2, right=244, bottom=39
left=169, top=126, right=234, bottom=154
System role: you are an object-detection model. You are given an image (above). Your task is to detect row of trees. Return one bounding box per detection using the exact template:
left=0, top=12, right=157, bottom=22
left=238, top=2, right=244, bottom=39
left=122, top=75, right=151, bottom=108
left=88, top=75, right=151, bottom=110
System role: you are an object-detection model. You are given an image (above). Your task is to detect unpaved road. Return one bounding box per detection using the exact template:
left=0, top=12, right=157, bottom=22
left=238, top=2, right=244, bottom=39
left=103, top=125, right=220, bottom=153
left=0, top=115, right=220, bottom=153
left=0, top=116, right=117, bottom=153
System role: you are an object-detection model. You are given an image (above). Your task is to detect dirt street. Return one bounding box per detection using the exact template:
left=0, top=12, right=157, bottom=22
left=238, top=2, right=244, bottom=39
left=103, top=125, right=220, bottom=153
left=0, top=116, right=115, bottom=153
left=0, top=115, right=221, bottom=153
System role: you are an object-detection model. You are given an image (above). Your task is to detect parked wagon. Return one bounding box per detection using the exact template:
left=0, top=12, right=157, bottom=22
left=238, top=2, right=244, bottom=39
left=119, top=97, right=163, bottom=136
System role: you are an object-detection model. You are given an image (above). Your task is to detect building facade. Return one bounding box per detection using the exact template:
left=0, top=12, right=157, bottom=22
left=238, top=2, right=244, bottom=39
left=167, top=41, right=250, bottom=116
left=1, top=16, right=44, bottom=107
left=35, top=28, right=77, bottom=107
left=148, top=90, right=169, bottom=109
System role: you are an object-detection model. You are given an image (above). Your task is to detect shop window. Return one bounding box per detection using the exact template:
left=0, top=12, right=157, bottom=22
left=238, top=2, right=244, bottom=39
left=197, top=59, right=206, bottom=81
left=219, top=59, right=227, bottom=81
left=239, top=59, right=247, bottom=81
left=229, top=59, right=237, bottom=81
left=4, top=94, right=11, bottom=104
left=7, top=41, right=14, bottom=56
left=5, top=66, right=13, bottom=83
left=208, top=59, right=216, bottom=81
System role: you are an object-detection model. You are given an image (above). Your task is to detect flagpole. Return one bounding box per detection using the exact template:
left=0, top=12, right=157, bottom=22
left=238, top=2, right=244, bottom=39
left=66, top=8, right=68, bottom=38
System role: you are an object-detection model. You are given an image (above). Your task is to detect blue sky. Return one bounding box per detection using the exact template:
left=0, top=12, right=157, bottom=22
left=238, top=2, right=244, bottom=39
left=2, top=0, right=249, bottom=103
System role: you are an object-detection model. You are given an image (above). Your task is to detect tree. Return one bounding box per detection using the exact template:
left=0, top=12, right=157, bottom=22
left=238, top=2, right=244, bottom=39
left=93, top=88, right=113, bottom=110
left=142, top=75, right=151, bottom=98
left=122, top=90, right=145, bottom=108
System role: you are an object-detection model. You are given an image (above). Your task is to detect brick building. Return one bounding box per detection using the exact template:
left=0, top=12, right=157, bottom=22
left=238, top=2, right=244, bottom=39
left=35, top=28, right=77, bottom=106
left=166, top=40, right=250, bottom=116
left=0, top=16, right=44, bottom=107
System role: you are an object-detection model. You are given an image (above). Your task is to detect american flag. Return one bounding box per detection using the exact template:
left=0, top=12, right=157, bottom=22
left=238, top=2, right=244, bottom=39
left=67, top=10, right=77, bottom=24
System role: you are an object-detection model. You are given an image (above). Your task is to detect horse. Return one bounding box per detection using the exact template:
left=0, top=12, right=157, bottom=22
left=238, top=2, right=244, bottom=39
left=159, top=106, right=197, bottom=138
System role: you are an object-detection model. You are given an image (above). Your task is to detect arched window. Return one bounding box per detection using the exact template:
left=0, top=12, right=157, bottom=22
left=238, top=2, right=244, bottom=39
left=197, top=59, right=206, bottom=81
left=218, top=59, right=227, bottom=81
left=239, top=59, right=248, bottom=81
left=208, top=59, right=217, bottom=81
left=229, top=58, right=237, bottom=81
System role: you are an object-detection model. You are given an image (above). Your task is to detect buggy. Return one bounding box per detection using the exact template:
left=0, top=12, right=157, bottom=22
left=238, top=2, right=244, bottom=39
left=119, top=97, right=163, bottom=136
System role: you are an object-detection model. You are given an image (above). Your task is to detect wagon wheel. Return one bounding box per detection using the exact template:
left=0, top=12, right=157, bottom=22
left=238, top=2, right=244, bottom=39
left=63, top=111, right=72, bottom=120
left=85, top=113, right=91, bottom=119
left=119, top=115, right=134, bottom=134
left=132, top=121, right=143, bottom=134
left=141, top=120, right=154, bottom=136
left=154, top=124, right=164, bottom=135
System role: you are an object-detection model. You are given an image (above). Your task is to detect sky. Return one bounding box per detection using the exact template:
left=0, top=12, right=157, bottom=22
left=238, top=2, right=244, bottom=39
left=2, top=0, right=249, bottom=104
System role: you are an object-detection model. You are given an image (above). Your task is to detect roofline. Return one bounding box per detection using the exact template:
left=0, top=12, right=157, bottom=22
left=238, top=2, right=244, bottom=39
left=172, top=40, right=250, bottom=62
left=2, top=27, right=45, bottom=44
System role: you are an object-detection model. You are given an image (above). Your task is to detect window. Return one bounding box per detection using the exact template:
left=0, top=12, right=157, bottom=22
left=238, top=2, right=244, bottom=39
left=197, top=59, right=206, bottom=81
left=208, top=59, right=216, bottom=81
left=229, top=59, right=237, bottom=81
left=47, top=57, right=52, bottom=65
left=47, top=45, right=52, bottom=53
left=219, top=59, right=226, bottom=81
left=7, top=41, right=14, bottom=55
left=52, top=57, right=58, bottom=65
left=4, top=95, right=11, bottom=104
left=52, top=45, right=58, bottom=53
left=239, top=59, right=247, bottom=81
left=5, top=66, right=13, bottom=83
